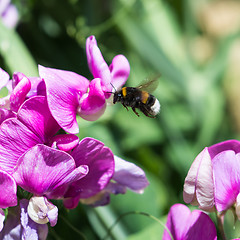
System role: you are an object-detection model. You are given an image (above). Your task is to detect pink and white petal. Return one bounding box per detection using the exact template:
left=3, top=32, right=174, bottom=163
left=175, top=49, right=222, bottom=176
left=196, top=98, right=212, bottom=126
left=65, top=137, right=114, bottom=198
left=183, top=147, right=215, bottom=210
left=10, top=75, right=31, bottom=112
left=0, top=68, right=9, bottom=89
left=50, top=134, right=79, bottom=152
left=39, top=65, right=89, bottom=134
left=0, top=170, right=17, bottom=208
left=13, top=144, right=88, bottom=197
left=28, top=196, right=58, bottom=227
left=0, top=109, right=16, bottom=124
left=0, top=118, right=42, bottom=172
left=113, top=156, right=149, bottom=193
left=17, top=96, right=60, bottom=143
left=109, top=55, right=130, bottom=91
left=78, top=78, right=106, bottom=121
left=86, top=36, right=112, bottom=91
left=1, top=4, right=19, bottom=29
left=0, top=209, right=5, bottom=232
left=213, top=150, right=240, bottom=212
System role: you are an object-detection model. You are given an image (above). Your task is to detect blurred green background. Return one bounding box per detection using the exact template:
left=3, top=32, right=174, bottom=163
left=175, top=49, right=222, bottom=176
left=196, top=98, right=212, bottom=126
left=1, top=0, right=240, bottom=239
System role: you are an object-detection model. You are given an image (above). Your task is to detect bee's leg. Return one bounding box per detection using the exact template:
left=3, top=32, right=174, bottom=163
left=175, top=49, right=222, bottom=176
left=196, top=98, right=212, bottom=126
left=132, top=107, right=140, bottom=117
left=122, top=103, right=129, bottom=111
left=140, top=105, right=155, bottom=118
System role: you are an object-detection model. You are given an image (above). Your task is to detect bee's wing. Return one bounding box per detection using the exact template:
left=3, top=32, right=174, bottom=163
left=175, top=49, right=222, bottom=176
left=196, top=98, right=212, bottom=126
left=137, top=75, right=160, bottom=93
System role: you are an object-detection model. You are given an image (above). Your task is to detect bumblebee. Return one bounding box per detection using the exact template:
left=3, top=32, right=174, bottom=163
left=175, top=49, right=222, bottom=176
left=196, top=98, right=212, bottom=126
left=112, top=78, right=160, bottom=118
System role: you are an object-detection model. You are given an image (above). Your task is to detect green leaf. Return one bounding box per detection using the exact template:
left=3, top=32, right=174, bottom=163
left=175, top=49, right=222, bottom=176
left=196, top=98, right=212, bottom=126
left=0, top=21, right=38, bottom=76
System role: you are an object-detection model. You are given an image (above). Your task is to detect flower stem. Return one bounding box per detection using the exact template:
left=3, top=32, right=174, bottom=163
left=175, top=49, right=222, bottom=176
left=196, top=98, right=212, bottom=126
left=216, top=211, right=226, bottom=240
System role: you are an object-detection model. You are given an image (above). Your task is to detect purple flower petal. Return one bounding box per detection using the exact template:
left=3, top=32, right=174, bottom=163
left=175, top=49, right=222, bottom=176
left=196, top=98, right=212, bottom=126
left=163, top=204, right=217, bottom=240
left=17, top=96, right=60, bottom=143
left=63, top=196, right=81, bottom=209
left=113, top=156, right=149, bottom=193
left=78, top=78, right=106, bottom=121
left=10, top=74, right=31, bottom=112
left=0, top=68, right=9, bottom=89
left=50, top=134, right=79, bottom=152
left=0, top=206, right=22, bottom=240
left=39, top=65, right=89, bottom=134
left=86, top=36, right=112, bottom=92
left=13, top=144, right=88, bottom=198
left=0, top=170, right=17, bottom=208
left=0, top=109, right=16, bottom=124
left=20, top=199, right=48, bottom=240
left=183, top=147, right=215, bottom=210
left=109, top=55, right=130, bottom=91
left=80, top=191, right=110, bottom=207
left=65, top=137, right=114, bottom=198
left=212, top=150, right=240, bottom=212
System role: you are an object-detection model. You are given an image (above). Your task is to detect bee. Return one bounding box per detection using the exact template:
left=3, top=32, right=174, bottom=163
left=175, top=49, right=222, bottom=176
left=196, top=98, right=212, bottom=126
left=112, top=77, right=160, bottom=118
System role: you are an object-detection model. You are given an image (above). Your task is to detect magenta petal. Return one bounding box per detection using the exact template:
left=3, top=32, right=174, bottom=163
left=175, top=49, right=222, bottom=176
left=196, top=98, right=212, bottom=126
left=17, top=96, right=60, bottom=143
left=0, top=68, right=9, bottom=89
left=213, top=150, right=240, bottom=212
left=208, top=139, right=240, bottom=158
left=28, top=77, right=46, bottom=97
left=66, top=137, right=114, bottom=198
left=39, top=65, right=89, bottom=134
left=13, top=144, right=89, bottom=198
left=0, top=118, right=42, bottom=172
left=10, top=74, right=31, bottom=112
left=0, top=170, right=17, bottom=208
left=50, top=134, right=79, bottom=152
left=78, top=78, right=106, bottom=121
left=113, top=156, right=149, bottom=193
left=86, top=36, right=112, bottom=91
left=183, top=147, right=215, bottom=210
left=163, top=204, right=217, bottom=240
left=0, top=109, right=16, bottom=124
left=109, top=55, right=130, bottom=90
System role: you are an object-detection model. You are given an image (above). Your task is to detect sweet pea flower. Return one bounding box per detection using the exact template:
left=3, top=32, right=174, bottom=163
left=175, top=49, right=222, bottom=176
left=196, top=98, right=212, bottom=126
left=38, top=35, right=130, bottom=133
left=79, top=35, right=130, bottom=121
left=0, top=94, right=115, bottom=205
left=0, top=199, right=48, bottom=240
left=183, top=140, right=240, bottom=216
left=163, top=204, right=217, bottom=240
left=78, top=156, right=149, bottom=207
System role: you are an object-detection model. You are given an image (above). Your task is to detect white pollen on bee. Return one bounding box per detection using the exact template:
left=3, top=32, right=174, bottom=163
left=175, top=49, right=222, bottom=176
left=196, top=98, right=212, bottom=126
left=150, top=99, right=160, bottom=115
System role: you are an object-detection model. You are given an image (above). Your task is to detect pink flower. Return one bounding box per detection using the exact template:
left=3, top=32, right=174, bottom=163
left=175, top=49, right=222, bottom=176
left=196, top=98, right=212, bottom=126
left=183, top=140, right=240, bottom=216
left=39, top=35, right=130, bottom=133
left=163, top=204, right=217, bottom=240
